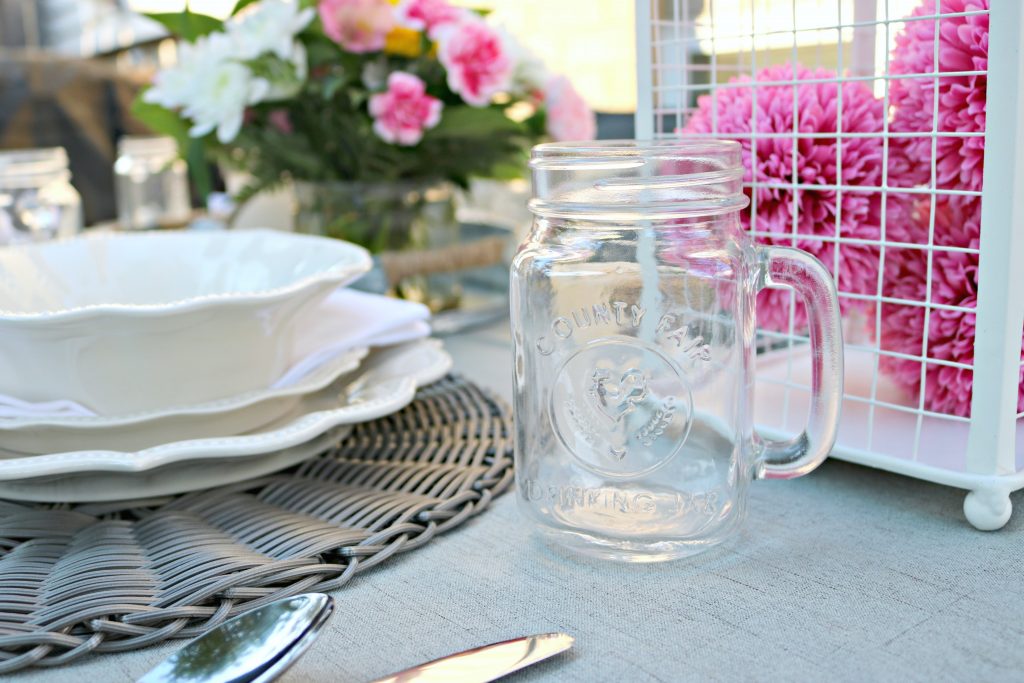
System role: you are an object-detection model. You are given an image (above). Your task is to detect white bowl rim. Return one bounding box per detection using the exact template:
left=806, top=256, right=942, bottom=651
left=0, top=229, right=372, bottom=324
left=0, top=346, right=369, bottom=430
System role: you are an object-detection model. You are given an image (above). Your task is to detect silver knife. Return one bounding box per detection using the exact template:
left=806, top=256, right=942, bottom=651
left=369, top=632, right=574, bottom=682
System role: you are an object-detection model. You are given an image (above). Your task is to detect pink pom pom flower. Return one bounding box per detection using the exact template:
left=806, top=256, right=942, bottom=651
left=877, top=0, right=1022, bottom=416
left=544, top=75, right=596, bottom=141
left=368, top=71, right=442, bottom=146
left=888, top=0, right=988, bottom=198
left=436, top=19, right=512, bottom=107
left=679, top=64, right=898, bottom=332
left=318, top=0, right=395, bottom=53
left=877, top=198, right=1023, bottom=417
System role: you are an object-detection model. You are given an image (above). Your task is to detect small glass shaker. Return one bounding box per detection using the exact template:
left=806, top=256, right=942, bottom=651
left=0, top=147, right=82, bottom=245
left=114, top=135, right=191, bottom=230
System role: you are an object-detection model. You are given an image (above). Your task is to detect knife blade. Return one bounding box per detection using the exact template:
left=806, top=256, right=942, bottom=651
left=369, top=632, right=574, bottom=683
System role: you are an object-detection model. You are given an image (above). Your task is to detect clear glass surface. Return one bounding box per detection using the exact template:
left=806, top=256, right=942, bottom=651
left=0, top=147, right=82, bottom=245
left=293, top=179, right=461, bottom=312
left=511, top=140, right=843, bottom=562
left=114, top=136, right=191, bottom=230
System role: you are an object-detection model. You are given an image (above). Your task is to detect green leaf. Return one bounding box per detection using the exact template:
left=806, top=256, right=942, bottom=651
left=305, top=34, right=347, bottom=69
left=185, top=137, right=213, bottom=200
left=426, top=106, right=524, bottom=139
left=145, top=11, right=222, bottom=41
left=131, top=93, right=190, bottom=148
left=321, top=74, right=347, bottom=100
left=489, top=157, right=529, bottom=181
left=523, top=108, right=547, bottom=138
left=345, top=86, right=368, bottom=108
left=230, top=0, right=260, bottom=15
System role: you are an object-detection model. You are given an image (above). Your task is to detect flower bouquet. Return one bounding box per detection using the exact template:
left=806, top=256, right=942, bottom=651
left=133, top=0, right=594, bottom=307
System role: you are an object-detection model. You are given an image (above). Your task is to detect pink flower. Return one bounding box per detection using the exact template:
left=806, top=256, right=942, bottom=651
left=368, top=71, right=442, bottom=145
left=877, top=197, right=1024, bottom=416
left=436, top=19, right=512, bottom=107
left=888, top=0, right=988, bottom=198
left=395, top=0, right=465, bottom=38
left=679, top=64, right=905, bottom=333
left=544, top=75, right=596, bottom=141
left=318, top=0, right=395, bottom=53
left=875, top=1, right=1018, bottom=416
left=268, top=109, right=293, bottom=134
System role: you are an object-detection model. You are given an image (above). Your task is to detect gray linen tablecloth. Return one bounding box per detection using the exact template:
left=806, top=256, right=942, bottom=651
left=15, top=323, right=1024, bottom=682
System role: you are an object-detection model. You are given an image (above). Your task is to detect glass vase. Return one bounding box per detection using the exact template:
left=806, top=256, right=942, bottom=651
left=293, top=180, right=461, bottom=312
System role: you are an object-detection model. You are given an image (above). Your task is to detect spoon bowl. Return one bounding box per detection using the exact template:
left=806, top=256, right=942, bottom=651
left=138, top=593, right=334, bottom=683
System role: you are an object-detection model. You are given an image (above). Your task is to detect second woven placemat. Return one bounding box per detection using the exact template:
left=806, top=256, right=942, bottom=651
left=0, top=375, right=513, bottom=674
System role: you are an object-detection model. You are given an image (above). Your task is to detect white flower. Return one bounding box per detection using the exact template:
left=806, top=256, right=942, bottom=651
left=227, top=0, right=315, bottom=60
left=160, top=33, right=263, bottom=143
left=180, top=34, right=270, bottom=143
left=184, top=63, right=268, bottom=143
left=143, top=37, right=212, bottom=109
left=496, top=26, right=548, bottom=97
left=361, top=57, right=388, bottom=91
left=144, top=3, right=315, bottom=144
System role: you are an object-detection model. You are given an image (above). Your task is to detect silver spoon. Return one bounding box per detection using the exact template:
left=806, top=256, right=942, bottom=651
left=138, top=593, right=334, bottom=683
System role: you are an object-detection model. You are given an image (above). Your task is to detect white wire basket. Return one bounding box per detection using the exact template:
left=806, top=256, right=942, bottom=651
left=634, top=0, right=1024, bottom=529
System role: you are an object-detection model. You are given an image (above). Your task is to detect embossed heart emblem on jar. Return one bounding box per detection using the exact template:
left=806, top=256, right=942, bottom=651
left=549, top=337, right=694, bottom=478
left=588, top=368, right=648, bottom=423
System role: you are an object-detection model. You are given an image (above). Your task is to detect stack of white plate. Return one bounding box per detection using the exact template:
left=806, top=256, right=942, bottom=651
left=0, top=230, right=452, bottom=503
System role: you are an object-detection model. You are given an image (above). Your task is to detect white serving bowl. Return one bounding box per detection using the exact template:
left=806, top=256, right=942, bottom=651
left=0, top=229, right=371, bottom=414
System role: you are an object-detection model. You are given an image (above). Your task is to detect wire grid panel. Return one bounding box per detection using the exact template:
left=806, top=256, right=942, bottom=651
left=0, top=376, right=514, bottom=674
left=635, top=0, right=1024, bottom=525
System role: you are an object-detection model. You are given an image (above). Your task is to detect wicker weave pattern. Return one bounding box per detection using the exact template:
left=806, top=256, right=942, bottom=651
left=0, top=376, right=513, bottom=674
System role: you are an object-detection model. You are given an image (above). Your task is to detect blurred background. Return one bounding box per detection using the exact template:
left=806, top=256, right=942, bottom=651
left=0, top=0, right=638, bottom=225
left=0, top=0, right=933, bottom=225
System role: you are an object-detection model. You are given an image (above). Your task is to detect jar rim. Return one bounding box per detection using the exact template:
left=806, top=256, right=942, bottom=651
left=529, top=139, right=748, bottom=220
left=117, top=135, right=179, bottom=158
left=531, top=138, right=742, bottom=158
left=0, top=147, right=71, bottom=188
left=0, top=146, right=68, bottom=171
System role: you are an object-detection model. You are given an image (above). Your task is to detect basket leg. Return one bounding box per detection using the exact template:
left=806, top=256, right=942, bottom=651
left=963, top=488, right=1013, bottom=531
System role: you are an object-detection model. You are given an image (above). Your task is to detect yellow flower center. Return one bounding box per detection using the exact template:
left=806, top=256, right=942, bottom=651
left=384, top=26, right=424, bottom=58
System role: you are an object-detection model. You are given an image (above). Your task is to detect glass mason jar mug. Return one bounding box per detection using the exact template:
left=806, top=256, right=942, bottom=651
left=511, top=140, right=843, bottom=562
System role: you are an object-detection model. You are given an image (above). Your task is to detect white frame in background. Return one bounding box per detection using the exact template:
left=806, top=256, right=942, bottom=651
left=634, top=0, right=1024, bottom=529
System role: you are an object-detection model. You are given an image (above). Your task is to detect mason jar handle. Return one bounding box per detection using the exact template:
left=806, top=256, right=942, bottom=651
left=754, top=245, right=844, bottom=479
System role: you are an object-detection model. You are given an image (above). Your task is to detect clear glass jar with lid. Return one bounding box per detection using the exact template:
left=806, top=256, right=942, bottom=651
left=114, top=135, right=191, bottom=230
left=0, top=147, right=82, bottom=245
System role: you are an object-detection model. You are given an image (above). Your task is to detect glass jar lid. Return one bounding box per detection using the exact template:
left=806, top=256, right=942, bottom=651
left=117, top=135, right=179, bottom=160
left=529, top=139, right=749, bottom=221
left=0, top=147, right=71, bottom=188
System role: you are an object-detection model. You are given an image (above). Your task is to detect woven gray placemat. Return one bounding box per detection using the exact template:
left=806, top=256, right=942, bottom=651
left=0, top=375, right=513, bottom=674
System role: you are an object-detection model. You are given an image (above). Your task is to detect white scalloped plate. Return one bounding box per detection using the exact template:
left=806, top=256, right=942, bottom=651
left=0, top=427, right=352, bottom=504
left=0, top=347, right=369, bottom=454
left=0, top=339, right=451, bottom=501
